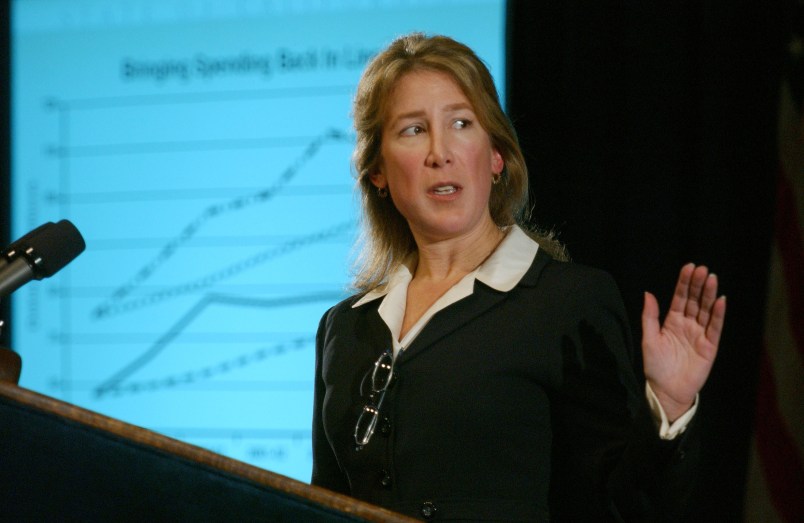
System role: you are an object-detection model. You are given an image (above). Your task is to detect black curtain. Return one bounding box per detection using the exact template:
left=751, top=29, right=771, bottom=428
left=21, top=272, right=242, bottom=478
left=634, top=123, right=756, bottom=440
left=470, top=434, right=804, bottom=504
left=508, top=1, right=788, bottom=519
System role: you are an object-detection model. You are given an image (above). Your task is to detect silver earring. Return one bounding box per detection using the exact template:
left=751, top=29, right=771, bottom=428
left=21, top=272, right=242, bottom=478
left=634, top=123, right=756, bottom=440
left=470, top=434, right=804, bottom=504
left=492, top=172, right=502, bottom=185
left=377, top=186, right=388, bottom=198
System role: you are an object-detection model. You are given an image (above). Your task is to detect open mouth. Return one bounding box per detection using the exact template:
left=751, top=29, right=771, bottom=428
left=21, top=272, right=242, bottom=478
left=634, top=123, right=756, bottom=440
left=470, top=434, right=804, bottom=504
left=432, top=184, right=458, bottom=195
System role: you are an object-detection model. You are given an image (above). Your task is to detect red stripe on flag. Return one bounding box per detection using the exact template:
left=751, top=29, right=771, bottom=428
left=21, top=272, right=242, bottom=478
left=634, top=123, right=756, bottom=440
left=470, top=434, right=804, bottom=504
left=775, top=168, right=804, bottom=359
left=754, top=347, right=804, bottom=520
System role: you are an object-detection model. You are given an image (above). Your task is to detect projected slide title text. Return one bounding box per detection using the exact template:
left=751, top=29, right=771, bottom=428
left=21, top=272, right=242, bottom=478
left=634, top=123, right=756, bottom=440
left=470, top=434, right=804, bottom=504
left=122, top=47, right=376, bottom=83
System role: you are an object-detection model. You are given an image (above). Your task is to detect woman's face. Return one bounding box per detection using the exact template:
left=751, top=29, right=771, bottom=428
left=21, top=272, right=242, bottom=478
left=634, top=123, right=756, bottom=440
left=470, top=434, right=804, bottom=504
left=371, top=69, right=504, bottom=244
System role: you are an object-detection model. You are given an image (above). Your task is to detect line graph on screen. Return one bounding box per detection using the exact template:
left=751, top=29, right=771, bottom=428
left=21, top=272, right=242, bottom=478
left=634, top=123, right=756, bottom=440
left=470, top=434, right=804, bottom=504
left=26, top=86, right=359, bottom=479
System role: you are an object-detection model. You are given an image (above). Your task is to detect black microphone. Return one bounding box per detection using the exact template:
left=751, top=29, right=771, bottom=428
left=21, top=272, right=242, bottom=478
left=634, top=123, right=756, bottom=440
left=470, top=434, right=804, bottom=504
left=0, top=220, right=86, bottom=299
left=0, top=222, right=55, bottom=266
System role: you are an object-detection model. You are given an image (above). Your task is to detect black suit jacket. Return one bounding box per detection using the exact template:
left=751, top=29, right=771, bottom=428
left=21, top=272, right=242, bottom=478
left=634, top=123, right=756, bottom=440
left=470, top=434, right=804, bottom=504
left=312, top=250, right=697, bottom=521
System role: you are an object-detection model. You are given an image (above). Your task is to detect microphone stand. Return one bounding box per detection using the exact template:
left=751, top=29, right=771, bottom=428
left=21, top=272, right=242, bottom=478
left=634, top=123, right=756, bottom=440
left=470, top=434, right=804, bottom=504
left=0, top=319, right=22, bottom=384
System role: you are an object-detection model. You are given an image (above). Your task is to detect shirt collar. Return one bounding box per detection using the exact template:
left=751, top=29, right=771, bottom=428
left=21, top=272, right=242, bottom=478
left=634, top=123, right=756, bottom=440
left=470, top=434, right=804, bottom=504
left=352, top=225, right=539, bottom=308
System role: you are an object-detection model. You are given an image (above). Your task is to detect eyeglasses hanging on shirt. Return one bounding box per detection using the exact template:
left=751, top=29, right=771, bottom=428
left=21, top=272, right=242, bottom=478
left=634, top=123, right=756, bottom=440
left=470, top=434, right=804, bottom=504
left=354, top=348, right=394, bottom=447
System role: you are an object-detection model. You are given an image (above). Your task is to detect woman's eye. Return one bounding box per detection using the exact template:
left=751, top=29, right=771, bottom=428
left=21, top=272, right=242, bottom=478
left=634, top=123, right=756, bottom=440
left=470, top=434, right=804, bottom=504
left=401, top=125, right=424, bottom=136
left=453, top=119, right=471, bottom=129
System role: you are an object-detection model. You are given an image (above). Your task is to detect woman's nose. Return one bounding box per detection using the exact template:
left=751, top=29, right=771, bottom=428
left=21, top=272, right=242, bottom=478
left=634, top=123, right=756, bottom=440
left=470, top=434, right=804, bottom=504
left=425, top=131, right=451, bottom=167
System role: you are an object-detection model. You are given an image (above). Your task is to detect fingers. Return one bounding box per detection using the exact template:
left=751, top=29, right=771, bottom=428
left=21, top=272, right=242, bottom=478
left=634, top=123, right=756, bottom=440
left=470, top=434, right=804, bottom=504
left=684, top=265, right=711, bottom=318
left=641, top=291, right=661, bottom=342
left=697, top=273, right=719, bottom=326
left=705, top=295, right=727, bottom=348
left=668, top=263, right=695, bottom=315
left=670, top=262, right=725, bottom=330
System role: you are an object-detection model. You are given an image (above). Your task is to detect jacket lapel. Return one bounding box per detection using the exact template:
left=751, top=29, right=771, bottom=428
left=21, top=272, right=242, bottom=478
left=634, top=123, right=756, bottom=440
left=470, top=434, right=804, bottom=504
left=399, top=283, right=506, bottom=363
left=397, top=250, right=553, bottom=364
left=355, top=303, right=393, bottom=357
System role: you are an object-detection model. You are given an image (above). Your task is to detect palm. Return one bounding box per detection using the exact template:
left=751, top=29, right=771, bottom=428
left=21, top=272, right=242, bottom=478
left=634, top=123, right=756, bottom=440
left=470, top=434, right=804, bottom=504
left=642, top=264, right=726, bottom=421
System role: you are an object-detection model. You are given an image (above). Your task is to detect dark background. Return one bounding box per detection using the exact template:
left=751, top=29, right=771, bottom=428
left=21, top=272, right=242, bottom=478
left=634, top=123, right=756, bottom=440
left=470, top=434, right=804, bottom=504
left=0, top=0, right=791, bottom=519
left=508, top=1, right=789, bottom=520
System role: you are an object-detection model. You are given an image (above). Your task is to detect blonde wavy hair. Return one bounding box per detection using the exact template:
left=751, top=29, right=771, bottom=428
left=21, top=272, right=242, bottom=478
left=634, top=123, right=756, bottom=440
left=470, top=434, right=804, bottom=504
left=352, top=33, right=566, bottom=292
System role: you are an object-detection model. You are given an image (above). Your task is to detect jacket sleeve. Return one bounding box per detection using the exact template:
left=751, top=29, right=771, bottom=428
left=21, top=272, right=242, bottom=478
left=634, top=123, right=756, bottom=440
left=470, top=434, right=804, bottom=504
left=310, top=308, right=351, bottom=495
left=547, top=267, right=699, bottom=522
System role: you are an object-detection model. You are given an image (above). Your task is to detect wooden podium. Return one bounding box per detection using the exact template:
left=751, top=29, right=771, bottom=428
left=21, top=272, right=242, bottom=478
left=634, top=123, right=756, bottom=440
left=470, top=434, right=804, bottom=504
left=0, top=348, right=414, bottom=522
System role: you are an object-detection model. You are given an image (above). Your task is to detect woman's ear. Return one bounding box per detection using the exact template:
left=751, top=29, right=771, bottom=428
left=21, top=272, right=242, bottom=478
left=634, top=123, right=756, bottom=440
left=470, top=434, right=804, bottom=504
left=491, top=148, right=504, bottom=175
left=369, top=171, right=386, bottom=189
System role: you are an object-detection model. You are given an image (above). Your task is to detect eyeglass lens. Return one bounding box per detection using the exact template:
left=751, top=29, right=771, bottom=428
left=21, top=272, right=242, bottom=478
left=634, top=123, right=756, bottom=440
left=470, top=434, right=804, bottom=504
left=354, top=350, right=393, bottom=446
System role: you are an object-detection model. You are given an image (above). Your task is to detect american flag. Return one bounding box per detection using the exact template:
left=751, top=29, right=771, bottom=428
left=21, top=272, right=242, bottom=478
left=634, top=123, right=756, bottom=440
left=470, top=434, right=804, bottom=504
left=743, top=32, right=804, bottom=522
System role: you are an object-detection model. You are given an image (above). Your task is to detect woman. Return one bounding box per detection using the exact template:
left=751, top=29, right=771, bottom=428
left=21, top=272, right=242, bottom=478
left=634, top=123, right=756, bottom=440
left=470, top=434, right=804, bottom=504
left=312, top=33, right=725, bottom=521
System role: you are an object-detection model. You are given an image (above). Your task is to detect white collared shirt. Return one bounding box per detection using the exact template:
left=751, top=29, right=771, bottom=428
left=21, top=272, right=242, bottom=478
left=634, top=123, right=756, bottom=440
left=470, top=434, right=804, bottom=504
left=353, top=225, right=538, bottom=358
left=353, top=225, right=695, bottom=439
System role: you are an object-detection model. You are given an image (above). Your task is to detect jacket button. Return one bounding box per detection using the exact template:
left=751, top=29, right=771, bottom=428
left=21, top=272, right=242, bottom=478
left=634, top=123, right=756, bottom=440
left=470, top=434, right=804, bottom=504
left=420, top=501, right=437, bottom=519
left=380, top=470, right=392, bottom=488
left=380, top=416, right=391, bottom=436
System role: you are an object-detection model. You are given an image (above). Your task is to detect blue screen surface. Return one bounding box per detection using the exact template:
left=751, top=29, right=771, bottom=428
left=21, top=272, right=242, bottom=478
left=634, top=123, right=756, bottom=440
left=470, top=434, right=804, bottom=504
left=11, top=0, right=505, bottom=481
